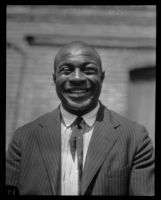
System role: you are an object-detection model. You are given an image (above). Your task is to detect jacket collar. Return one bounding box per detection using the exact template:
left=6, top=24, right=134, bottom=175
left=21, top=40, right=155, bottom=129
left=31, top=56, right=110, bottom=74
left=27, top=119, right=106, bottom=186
left=81, top=102, right=120, bottom=194
left=36, top=108, right=61, bottom=195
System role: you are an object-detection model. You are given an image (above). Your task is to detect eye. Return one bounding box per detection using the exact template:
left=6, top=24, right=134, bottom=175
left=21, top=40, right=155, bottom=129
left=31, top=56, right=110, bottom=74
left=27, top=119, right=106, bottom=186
left=58, top=65, right=72, bottom=74
left=84, top=64, right=98, bottom=74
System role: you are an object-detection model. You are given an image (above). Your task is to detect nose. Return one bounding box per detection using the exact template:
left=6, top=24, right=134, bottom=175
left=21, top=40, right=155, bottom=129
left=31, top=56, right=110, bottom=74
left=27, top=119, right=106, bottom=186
left=69, top=68, right=86, bottom=85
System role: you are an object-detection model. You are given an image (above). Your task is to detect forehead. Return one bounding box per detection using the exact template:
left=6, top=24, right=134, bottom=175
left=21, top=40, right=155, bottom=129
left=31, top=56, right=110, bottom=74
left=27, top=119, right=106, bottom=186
left=55, top=45, right=101, bottom=67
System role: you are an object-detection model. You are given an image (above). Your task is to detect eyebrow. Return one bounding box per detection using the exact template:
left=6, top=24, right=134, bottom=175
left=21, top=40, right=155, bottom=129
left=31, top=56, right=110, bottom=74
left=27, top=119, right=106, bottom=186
left=56, top=60, right=99, bottom=68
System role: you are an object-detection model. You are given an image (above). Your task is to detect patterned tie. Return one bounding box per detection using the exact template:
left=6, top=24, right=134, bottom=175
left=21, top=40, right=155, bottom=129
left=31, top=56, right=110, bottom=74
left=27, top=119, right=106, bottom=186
left=69, top=116, right=84, bottom=195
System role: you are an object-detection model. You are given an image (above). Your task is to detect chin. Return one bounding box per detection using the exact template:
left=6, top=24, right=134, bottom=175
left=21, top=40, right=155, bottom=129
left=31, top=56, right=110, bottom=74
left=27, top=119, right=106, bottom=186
left=65, top=97, right=96, bottom=114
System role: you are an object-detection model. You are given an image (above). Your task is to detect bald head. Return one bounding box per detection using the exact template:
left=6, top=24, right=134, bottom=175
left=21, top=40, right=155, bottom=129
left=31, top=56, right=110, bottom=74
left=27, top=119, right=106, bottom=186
left=54, top=41, right=102, bottom=72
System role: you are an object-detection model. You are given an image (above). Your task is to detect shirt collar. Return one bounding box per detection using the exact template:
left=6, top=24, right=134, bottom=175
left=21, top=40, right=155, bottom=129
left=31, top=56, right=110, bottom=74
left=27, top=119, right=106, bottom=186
left=60, top=102, right=100, bottom=128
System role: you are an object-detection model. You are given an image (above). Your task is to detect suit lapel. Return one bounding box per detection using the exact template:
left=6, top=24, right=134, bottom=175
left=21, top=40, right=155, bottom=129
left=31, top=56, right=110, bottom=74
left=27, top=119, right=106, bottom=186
left=35, top=108, right=61, bottom=195
left=81, top=104, right=120, bottom=195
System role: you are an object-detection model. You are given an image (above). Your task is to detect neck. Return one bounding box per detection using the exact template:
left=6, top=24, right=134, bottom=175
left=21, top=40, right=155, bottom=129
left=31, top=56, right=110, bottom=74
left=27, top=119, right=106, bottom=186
left=62, top=101, right=99, bottom=116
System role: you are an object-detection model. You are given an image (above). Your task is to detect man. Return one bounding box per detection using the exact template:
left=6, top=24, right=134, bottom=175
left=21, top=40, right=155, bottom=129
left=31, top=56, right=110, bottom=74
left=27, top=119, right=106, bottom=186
left=6, top=41, right=154, bottom=195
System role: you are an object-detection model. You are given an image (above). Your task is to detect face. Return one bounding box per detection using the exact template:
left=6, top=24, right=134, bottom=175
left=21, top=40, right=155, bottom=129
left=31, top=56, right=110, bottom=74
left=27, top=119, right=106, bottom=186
left=53, top=43, right=105, bottom=115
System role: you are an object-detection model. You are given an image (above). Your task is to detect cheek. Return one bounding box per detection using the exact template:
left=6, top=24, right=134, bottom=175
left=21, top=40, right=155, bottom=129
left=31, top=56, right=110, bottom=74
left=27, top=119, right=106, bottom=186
left=55, top=77, right=66, bottom=89
left=89, top=77, right=102, bottom=90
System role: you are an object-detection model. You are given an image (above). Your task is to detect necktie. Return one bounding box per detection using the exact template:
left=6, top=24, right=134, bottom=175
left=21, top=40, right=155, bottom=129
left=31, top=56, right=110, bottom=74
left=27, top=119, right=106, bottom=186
left=69, top=116, right=84, bottom=195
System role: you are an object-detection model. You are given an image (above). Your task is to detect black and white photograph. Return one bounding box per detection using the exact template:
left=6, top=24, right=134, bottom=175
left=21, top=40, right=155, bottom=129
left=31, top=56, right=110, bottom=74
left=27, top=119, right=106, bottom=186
left=6, top=5, right=155, bottom=196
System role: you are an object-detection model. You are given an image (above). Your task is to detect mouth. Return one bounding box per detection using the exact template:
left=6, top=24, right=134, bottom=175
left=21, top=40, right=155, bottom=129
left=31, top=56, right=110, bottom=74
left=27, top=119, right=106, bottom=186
left=64, top=88, right=91, bottom=99
left=67, top=89, right=89, bottom=94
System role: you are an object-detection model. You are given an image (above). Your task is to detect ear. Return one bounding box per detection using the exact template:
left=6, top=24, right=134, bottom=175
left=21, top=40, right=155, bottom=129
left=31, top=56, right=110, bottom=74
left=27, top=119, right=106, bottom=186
left=101, top=71, right=105, bottom=82
left=53, top=73, right=56, bottom=84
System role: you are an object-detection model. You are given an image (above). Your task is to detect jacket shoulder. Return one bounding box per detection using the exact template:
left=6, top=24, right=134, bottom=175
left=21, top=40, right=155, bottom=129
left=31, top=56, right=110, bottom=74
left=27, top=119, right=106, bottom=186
left=105, top=107, right=154, bottom=156
left=104, top=107, right=149, bottom=140
left=10, top=108, right=60, bottom=144
left=19, top=108, right=58, bottom=129
left=109, top=108, right=143, bottom=127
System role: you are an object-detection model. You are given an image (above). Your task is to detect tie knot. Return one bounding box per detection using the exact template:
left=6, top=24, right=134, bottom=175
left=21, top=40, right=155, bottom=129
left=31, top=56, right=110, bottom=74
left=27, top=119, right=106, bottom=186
left=75, top=116, right=83, bottom=129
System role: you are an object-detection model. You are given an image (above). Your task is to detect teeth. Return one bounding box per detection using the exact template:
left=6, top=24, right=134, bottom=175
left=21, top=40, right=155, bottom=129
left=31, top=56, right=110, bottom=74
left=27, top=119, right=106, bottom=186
left=70, top=90, right=87, bottom=93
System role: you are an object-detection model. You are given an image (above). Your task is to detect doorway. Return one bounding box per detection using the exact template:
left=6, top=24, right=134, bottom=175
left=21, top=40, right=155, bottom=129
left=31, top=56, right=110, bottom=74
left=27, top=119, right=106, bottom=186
left=127, top=67, right=155, bottom=146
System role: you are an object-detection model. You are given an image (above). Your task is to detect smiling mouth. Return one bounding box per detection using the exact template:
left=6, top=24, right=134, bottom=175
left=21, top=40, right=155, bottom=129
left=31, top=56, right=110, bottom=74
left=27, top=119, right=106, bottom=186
left=64, top=88, right=91, bottom=99
left=65, top=88, right=90, bottom=93
left=68, top=89, right=89, bottom=94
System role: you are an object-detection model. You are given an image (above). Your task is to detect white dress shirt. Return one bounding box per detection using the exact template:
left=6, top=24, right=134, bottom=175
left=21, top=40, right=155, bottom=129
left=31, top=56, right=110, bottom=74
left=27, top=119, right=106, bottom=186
left=60, top=103, right=100, bottom=195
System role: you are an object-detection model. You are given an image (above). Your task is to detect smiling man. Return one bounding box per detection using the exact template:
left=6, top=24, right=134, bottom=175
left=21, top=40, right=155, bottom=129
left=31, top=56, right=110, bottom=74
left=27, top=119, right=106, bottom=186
left=6, top=41, right=154, bottom=196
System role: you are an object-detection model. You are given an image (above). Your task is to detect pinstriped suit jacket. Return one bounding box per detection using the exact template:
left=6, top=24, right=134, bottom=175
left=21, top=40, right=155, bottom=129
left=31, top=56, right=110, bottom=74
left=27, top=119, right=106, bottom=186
left=6, top=103, right=154, bottom=195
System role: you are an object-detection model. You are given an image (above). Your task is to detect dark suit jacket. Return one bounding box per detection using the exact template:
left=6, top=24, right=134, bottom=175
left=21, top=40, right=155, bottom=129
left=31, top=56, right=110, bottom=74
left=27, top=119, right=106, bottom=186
left=6, top=103, right=154, bottom=195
